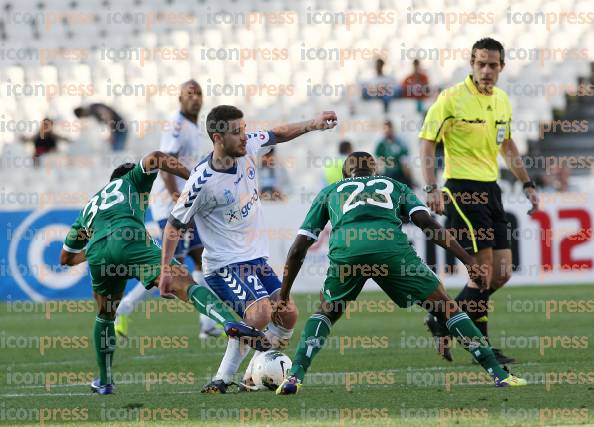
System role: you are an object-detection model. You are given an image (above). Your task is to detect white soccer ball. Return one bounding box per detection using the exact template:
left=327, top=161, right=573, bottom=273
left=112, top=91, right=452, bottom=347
left=251, top=350, right=292, bottom=390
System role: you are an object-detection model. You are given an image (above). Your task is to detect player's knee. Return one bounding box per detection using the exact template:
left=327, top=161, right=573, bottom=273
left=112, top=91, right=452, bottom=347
left=490, top=271, right=511, bottom=290
left=245, top=299, right=272, bottom=330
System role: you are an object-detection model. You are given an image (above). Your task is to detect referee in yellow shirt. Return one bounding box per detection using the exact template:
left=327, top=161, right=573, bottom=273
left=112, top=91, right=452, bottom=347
left=419, top=38, right=539, bottom=364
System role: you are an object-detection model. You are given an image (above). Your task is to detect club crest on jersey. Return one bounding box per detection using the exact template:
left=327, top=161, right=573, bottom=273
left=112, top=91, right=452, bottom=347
left=247, top=166, right=255, bottom=180
left=223, top=189, right=235, bottom=205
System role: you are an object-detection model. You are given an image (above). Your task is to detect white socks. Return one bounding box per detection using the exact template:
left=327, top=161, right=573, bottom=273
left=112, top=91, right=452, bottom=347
left=214, top=338, right=250, bottom=384
left=192, top=270, right=205, bottom=284
left=200, top=315, right=219, bottom=332
left=214, top=321, right=295, bottom=384
left=116, top=282, right=151, bottom=316
left=265, top=321, right=294, bottom=349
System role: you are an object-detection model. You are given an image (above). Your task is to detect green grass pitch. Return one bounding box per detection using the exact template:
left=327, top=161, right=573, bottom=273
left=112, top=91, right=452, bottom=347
left=1, top=284, right=593, bottom=426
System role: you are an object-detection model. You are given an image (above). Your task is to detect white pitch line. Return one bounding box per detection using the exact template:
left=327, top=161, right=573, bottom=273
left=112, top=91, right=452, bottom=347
left=1, top=390, right=197, bottom=398
left=7, top=360, right=87, bottom=368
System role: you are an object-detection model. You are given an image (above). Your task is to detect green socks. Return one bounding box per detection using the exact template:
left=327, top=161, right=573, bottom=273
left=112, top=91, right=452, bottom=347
left=446, top=312, right=508, bottom=379
left=94, top=316, right=115, bottom=385
left=187, top=284, right=236, bottom=324
left=288, top=311, right=508, bottom=384
left=290, top=314, right=332, bottom=381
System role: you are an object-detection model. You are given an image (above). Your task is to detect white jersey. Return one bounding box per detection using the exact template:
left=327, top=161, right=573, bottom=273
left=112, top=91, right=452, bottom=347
left=150, top=112, right=209, bottom=221
left=170, top=131, right=275, bottom=274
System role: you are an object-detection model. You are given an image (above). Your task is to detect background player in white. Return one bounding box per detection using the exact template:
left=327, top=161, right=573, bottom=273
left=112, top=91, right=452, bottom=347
left=115, top=80, right=220, bottom=338
left=160, top=105, right=338, bottom=393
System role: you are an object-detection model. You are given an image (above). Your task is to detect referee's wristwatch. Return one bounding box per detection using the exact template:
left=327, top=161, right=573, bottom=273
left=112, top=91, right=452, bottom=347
left=422, top=184, right=438, bottom=193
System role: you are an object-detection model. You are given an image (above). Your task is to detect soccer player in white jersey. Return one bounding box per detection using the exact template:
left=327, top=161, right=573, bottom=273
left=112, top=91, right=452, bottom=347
left=160, top=105, right=338, bottom=393
left=115, top=80, right=220, bottom=339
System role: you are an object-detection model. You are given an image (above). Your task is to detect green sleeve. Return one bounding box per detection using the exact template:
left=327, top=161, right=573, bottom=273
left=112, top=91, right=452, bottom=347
left=418, top=91, right=452, bottom=142
left=375, top=142, right=384, bottom=157
left=126, top=160, right=159, bottom=193
left=399, top=184, right=430, bottom=219
left=298, top=188, right=331, bottom=240
left=63, top=213, right=88, bottom=253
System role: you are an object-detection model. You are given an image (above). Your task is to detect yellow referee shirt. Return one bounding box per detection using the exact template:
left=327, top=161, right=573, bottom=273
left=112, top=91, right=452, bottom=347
left=419, top=74, right=512, bottom=182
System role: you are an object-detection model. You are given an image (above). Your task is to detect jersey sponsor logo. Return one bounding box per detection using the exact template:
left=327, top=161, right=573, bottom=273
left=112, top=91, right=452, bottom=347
left=184, top=170, right=213, bottom=208
left=224, top=205, right=241, bottom=224
left=223, top=189, right=260, bottom=223
left=240, top=188, right=259, bottom=218
left=234, top=172, right=244, bottom=185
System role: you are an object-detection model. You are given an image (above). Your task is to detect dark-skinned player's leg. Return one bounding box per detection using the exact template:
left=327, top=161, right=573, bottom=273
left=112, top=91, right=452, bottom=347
left=289, top=294, right=345, bottom=381
left=278, top=261, right=366, bottom=395
left=373, top=250, right=525, bottom=387
left=424, top=283, right=512, bottom=380
left=277, top=294, right=347, bottom=395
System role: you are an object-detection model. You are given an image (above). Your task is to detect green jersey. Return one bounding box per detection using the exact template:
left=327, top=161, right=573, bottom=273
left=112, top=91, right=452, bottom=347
left=299, top=175, right=428, bottom=261
left=63, top=161, right=159, bottom=254
left=375, top=137, right=409, bottom=180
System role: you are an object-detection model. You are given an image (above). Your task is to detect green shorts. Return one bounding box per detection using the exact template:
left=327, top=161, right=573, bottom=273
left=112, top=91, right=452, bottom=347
left=86, top=228, right=176, bottom=297
left=323, top=247, right=440, bottom=307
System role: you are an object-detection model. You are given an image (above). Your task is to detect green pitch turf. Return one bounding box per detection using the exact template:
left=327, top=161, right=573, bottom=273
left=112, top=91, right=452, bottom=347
left=1, top=285, right=593, bottom=426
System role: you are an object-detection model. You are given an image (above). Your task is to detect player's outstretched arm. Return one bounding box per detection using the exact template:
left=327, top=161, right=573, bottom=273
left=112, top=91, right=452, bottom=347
left=411, top=210, right=487, bottom=289
left=279, top=235, right=316, bottom=301
left=142, top=151, right=191, bottom=180
left=271, top=111, right=337, bottom=143
left=272, top=235, right=315, bottom=325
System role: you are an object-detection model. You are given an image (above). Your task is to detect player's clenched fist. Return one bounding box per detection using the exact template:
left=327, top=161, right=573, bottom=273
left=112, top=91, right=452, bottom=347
left=310, top=111, right=338, bottom=131
left=466, top=260, right=488, bottom=291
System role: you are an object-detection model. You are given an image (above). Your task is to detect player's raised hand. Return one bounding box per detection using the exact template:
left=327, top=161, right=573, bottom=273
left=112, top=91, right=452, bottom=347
left=310, top=111, right=338, bottom=131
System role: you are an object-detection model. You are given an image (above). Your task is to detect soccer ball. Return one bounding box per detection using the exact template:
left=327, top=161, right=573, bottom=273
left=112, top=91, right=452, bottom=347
left=251, top=350, right=292, bottom=390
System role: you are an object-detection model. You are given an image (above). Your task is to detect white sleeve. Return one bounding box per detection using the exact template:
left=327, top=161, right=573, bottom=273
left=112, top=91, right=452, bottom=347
left=246, top=130, right=276, bottom=156
left=169, top=170, right=208, bottom=226
left=160, top=118, right=184, bottom=155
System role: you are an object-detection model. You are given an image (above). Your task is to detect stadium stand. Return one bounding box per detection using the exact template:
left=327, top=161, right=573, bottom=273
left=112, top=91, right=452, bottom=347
left=0, top=0, right=593, bottom=203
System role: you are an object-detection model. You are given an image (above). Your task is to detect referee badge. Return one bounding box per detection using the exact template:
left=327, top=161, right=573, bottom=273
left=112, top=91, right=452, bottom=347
left=496, top=124, right=506, bottom=145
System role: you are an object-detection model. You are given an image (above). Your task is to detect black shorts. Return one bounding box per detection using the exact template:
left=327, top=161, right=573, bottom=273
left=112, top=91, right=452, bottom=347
left=442, top=179, right=511, bottom=254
